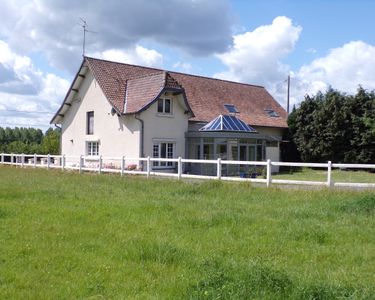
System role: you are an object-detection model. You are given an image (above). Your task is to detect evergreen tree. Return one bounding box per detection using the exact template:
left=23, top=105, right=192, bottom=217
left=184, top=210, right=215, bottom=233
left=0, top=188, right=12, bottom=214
left=289, top=87, right=375, bottom=163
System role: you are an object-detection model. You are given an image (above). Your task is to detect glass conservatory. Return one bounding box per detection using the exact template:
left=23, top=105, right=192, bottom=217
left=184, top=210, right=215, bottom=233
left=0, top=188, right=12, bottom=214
left=185, top=115, right=279, bottom=176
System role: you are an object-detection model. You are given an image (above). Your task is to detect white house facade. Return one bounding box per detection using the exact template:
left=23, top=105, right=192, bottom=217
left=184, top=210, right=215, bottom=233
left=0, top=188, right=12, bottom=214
left=51, top=57, right=288, bottom=175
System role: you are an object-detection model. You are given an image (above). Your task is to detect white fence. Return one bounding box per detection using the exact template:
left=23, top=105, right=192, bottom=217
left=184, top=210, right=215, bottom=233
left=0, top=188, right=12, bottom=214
left=1, top=153, right=375, bottom=189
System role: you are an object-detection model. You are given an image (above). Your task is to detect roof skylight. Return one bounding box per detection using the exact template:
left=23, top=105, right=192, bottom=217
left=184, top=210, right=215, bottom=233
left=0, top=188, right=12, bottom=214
left=265, top=109, right=279, bottom=117
left=224, top=104, right=239, bottom=113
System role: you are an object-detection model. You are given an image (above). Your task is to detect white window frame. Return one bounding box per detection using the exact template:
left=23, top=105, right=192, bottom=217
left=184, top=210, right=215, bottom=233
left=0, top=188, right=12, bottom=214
left=157, top=98, right=173, bottom=115
left=87, top=141, right=99, bottom=156
left=87, top=111, right=94, bottom=135
left=152, top=142, right=175, bottom=168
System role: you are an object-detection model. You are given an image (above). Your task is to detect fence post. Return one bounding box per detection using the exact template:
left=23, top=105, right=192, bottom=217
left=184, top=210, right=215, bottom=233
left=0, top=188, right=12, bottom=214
left=34, top=153, right=37, bottom=168
left=47, top=154, right=50, bottom=170
left=217, top=158, right=222, bottom=180
left=79, top=155, right=83, bottom=174
left=0, top=153, right=3, bottom=164
left=99, top=155, right=102, bottom=174
left=147, top=156, right=151, bottom=178
left=178, top=157, right=182, bottom=180
left=266, top=159, right=272, bottom=187
left=21, top=153, right=24, bottom=168
left=11, top=153, right=14, bottom=165
left=62, top=154, right=65, bottom=171
left=327, top=161, right=333, bottom=188
left=121, top=156, right=125, bottom=176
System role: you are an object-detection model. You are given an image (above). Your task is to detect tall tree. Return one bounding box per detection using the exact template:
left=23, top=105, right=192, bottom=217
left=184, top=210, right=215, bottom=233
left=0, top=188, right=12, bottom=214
left=41, top=128, right=61, bottom=155
left=289, top=87, right=375, bottom=163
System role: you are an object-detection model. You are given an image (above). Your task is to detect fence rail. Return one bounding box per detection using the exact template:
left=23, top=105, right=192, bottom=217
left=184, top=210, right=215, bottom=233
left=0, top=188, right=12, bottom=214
left=1, top=153, right=374, bottom=189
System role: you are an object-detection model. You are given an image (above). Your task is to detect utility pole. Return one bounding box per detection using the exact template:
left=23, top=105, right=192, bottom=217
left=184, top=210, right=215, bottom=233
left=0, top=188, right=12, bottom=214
left=286, top=74, right=290, bottom=115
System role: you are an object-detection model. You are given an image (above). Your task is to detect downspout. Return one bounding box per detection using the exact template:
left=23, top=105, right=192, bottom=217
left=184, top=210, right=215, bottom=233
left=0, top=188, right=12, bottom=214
left=134, top=114, right=144, bottom=159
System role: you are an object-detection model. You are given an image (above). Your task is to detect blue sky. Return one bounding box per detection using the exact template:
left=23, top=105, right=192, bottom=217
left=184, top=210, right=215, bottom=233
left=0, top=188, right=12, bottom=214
left=0, top=0, right=375, bottom=130
left=232, top=0, right=375, bottom=67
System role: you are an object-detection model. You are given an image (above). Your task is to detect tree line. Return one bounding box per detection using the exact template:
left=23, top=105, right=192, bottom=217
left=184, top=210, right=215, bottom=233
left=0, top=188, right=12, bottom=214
left=284, top=87, right=375, bottom=163
left=0, top=127, right=60, bottom=155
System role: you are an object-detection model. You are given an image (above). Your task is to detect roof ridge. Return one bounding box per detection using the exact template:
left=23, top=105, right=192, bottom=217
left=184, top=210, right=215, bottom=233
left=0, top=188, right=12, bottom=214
left=84, top=56, right=265, bottom=89
left=169, top=71, right=265, bottom=89
left=85, top=56, right=162, bottom=73
left=126, top=71, right=165, bottom=82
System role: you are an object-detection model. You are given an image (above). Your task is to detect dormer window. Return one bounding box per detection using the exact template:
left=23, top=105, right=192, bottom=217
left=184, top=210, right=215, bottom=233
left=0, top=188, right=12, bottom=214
left=265, top=109, right=279, bottom=117
left=157, top=98, right=172, bottom=114
left=224, top=104, right=239, bottom=113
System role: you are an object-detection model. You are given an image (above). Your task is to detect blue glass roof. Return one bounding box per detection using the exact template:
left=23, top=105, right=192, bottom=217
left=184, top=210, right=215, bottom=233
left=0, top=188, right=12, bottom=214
left=199, top=115, right=257, bottom=132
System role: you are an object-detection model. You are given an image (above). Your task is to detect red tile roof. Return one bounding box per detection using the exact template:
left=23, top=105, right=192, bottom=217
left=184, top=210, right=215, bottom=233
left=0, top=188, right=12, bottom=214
left=84, top=57, right=287, bottom=128
left=124, top=72, right=185, bottom=113
left=125, top=72, right=165, bottom=113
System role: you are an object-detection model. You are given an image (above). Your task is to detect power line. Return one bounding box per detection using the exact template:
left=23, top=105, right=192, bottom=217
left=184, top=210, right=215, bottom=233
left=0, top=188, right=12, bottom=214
left=0, top=122, right=50, bottom=127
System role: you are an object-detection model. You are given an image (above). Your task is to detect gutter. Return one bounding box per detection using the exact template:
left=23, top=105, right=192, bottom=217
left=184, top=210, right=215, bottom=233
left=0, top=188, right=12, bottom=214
left=134, top=114, right=144, bottom=158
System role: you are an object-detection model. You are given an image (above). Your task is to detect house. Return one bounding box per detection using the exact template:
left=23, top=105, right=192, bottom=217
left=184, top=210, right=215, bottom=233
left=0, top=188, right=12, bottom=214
left=51, top=57, right=288, bottom=175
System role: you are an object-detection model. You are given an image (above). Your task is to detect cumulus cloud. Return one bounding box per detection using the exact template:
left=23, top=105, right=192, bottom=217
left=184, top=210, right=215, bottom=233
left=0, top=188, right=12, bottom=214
left=214, top=17, right=375, bottom=110
left=92, top=46, right=163, bottom=68
left=215, top=16, right=302, bottom=87
left=0, top=40, right=69, bottom=128
left=0, top=41, right=43, bottom=95
left=292, top=41, right=375, bottom=101
left=1, top=0, right=233, bottom=73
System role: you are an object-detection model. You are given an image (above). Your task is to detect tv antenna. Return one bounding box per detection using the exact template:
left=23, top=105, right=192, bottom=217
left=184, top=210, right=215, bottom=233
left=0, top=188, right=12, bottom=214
left=78, top=18, right=98, bottom=57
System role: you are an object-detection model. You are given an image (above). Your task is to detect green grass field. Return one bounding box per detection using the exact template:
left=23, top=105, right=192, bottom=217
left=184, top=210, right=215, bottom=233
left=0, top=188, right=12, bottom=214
left=273, top=167, right=375, bottom=184
left=0, top=166, right=374, bottom=299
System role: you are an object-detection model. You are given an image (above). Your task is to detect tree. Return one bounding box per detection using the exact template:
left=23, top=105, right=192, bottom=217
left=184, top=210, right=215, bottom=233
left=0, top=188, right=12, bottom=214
left=0, top=127, right=60, bottom=155
left=344, top=87, right=375, bottom=163
left=6, top=141, right=28, bottom=154
left=41, top=128, right=60, bottom=155
left=289, top=87, right=375, bottom=163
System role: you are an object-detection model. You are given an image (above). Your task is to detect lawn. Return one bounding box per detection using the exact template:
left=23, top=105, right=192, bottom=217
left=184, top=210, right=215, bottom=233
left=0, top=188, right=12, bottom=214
left=0, top=166, right=374, bottom=299
left=273, top=167, right=375, bottom=184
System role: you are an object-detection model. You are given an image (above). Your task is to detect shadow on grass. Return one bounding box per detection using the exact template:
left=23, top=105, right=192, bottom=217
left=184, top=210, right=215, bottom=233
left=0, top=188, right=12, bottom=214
left=186, top=259, right=371, bottom=299
left=339, top=194, right=375, bottom=215
left=122, top=240, right=189, bottom=266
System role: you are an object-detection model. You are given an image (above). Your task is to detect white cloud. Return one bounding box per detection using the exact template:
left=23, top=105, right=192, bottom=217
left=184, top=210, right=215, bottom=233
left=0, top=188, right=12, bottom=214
left=0, top=40, right=69, bottom=129
left=172, top=61, right=193, bottom=73
left=215, top=17, right=375, bottom=111
left=0, top=40, right=43, bottom=95
left=215, top=16, right=302, bottom=87
left=93, top=46, right=163, bottom=68
left=293, top=41, right=375, bottom=101
left=306, top=48, right=317, bottom=54
left=0, top=0, right=233, bottom=73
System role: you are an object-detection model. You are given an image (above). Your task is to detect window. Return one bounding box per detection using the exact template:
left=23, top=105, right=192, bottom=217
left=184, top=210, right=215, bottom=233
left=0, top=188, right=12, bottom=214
left=157, top=98, right=172, bottom=114
left=87, top=141, right=99, bottom=156
left=87, top=111, right=94, bottom=134
left=153, top=142, right=174, bottom=167
left=265, top=109, right=279, bottom=117
left=224, top=104, right=239, bottom=113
